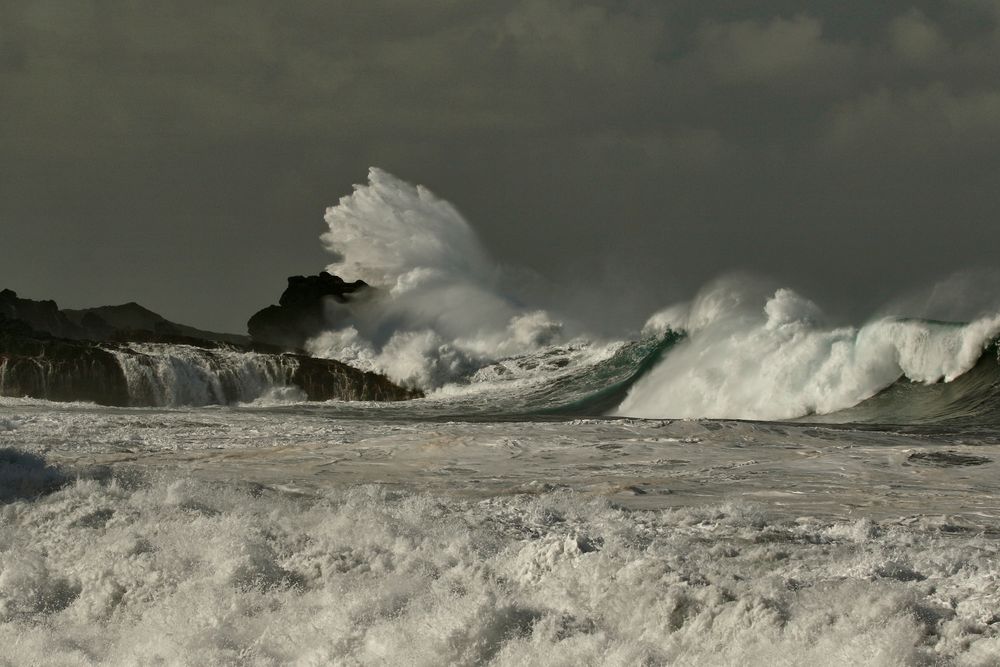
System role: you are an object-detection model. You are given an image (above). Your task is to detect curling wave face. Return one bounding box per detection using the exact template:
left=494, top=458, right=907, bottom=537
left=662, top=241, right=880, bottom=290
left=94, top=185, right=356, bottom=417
left=615, top=278, right=1000, bottom=422
left=808, top=343, right=1000, bottom=425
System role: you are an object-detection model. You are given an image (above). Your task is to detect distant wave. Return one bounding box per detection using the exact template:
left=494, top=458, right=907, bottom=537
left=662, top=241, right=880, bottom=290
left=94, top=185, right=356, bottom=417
left=614, top=276, right=1000, bottom=422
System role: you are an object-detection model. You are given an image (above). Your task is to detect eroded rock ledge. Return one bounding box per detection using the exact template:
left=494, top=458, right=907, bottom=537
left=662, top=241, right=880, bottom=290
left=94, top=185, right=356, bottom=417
left=0, top=289, right=419, bottom=406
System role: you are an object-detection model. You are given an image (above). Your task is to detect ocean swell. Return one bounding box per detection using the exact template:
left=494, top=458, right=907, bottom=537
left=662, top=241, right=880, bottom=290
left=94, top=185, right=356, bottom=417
left=616, top=278, right=1000, bottom=421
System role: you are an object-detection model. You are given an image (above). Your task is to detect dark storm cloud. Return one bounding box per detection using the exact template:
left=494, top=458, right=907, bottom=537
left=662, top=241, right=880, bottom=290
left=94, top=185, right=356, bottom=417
left=2, top=0, right=999, bottom=332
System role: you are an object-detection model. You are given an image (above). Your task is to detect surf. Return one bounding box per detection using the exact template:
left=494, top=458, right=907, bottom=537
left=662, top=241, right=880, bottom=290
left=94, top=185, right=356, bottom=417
left=307, top=168, right=564, bottom=389
left=302, top=170, right=1000, bottom=426
left=614, top=277, right=1000, bottom=423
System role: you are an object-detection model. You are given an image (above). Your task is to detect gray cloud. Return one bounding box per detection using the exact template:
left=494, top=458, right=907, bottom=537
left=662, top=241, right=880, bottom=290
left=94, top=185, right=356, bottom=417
left=1, top=0, right=999, bottom=333
left=822, top=84, right=1000, bottom=160
left=693, top=15, right=857, bottom=87
left=888, top=9, right=949, bottom=63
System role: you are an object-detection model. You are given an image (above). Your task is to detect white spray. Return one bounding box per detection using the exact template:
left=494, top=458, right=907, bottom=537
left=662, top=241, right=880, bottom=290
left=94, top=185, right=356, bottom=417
left=111, top=344, right=298, bottom=407
left=307, top=168, right=562, bottom=389
left=619, top=276, right=1000, bottom=421
left=305, top=171, right=999, bottom=414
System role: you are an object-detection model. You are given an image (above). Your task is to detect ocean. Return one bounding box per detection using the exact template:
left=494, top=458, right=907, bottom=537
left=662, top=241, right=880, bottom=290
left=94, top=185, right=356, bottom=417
left=2, top=169, right=999, bottom=664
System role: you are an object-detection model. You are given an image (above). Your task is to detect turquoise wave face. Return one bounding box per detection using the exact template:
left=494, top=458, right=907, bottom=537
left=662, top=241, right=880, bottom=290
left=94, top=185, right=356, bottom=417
left=416, top=332, right=686, bottom=419
left=535, top=332, right=1000, bottom=426
left=534, top=332, right=685, bottom=416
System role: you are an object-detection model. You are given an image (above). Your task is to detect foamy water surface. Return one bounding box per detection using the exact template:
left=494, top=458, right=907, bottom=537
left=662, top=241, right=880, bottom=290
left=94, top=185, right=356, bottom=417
left=2, top=400, right=999, bottom=665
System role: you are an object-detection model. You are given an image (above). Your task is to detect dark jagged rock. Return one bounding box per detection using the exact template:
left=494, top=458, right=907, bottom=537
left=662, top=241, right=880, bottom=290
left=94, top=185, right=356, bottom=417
left=0, top=289, right=87, bottom=339
left=279, top=273, right=369, bottom=307
left=103, top=329, right=287, bottom=354
left=80, top=311, right=115, bottom=339
left=63, top=302, right=251, bottom=345
left=247, top=305, right=314, bottom=351
left=0, top=315, right=130, bottom=406
left=291, top=355, right=422, bottom=402
left=1, top=288, right=250, bottom=345
left=0, top=314, right=420, bottom=407
left=0, top=313, right=37, bottom=338
left=248, top=272, right=369, bottom=350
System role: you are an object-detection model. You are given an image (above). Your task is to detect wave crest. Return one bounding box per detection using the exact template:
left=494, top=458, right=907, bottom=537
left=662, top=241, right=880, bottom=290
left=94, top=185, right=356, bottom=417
left=309, top=169, right=563, bottom=389
left=619, top=280, right=1000, bottom=421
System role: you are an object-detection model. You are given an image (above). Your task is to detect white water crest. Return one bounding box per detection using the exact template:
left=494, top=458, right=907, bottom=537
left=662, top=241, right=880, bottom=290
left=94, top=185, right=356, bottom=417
left=308, top=168, right=563, bottom=389
left=620, top=277, right=1000, bottom=421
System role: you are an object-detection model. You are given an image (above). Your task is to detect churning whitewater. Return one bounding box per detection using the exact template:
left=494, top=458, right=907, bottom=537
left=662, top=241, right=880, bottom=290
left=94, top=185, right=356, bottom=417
left=619, top=279, right=1000, bottom=422
left=3, top=169, right=1000, bottom=665
left=4, top=167, right=994, bottom=423
left=307, top=168, right=564, bottom=390
left=294, top=168, right=1000, bottom=426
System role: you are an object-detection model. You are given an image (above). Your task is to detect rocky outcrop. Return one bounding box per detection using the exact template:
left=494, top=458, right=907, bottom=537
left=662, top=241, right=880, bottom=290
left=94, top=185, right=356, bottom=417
left=1, top=289, right=249, bottom=345
left=292, top=355, right=420, bottom=402
left=64, top=302, right=251, bottom=345
left=0, top=289, right=87, bottom=339
left=248, top=272, right=369, bottom=350
left=0, top=315, right=130, bottom=405
left=0, top=283, right=420, bottom=406
left=0, top=317, right=420, bottom=407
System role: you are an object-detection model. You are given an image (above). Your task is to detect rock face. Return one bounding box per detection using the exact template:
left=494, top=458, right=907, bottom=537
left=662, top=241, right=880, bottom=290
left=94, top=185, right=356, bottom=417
left=247, top=272, right=369, bottom=350
left=0, top=314, right=130, bottom=406
left=0, top=289, right=86, bottom=339
left=0, top=320, right=419, bottom=406
left=0, top=287, right=420, bottom=406
left=64, top=302, right=251, bottom=345
left=1, top=289, right=249, bottom=345
left=291, top=355, right=420, bottom=402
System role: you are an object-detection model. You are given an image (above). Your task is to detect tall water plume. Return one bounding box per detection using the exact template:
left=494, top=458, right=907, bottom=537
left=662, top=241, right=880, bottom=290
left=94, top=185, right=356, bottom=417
left=308, top=168, right=562, bottom=389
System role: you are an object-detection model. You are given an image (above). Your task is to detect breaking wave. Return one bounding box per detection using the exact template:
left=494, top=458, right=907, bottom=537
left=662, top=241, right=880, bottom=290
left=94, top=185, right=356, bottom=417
left=299, top=170, right=1000, bottom=425
left=307, top=168, right=563, bottom=389
left=812, top=343, right=1000, bottom=425
left=615, top=276, right=1000, bottom=422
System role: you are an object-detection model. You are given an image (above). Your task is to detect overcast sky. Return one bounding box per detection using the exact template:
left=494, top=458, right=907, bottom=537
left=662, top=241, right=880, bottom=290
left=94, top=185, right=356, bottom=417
left=3, top=0, right=999, bottom=333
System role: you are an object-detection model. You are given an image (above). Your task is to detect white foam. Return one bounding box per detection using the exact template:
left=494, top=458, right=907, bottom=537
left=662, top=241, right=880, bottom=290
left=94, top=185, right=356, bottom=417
left=237, top=385, right=308, bottom=407
left=0, top=476, right=996, bottom=665
left=111, top=343, right=298, bottom=407
left=308, top=168, right=563, bottom=389
left=620, top=280, right=1000, bottom=420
